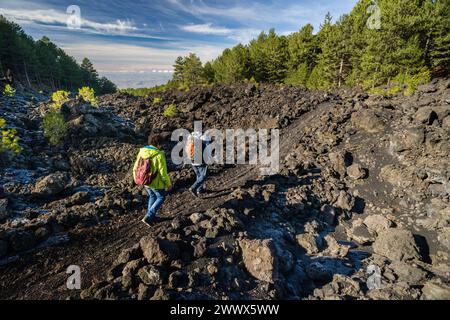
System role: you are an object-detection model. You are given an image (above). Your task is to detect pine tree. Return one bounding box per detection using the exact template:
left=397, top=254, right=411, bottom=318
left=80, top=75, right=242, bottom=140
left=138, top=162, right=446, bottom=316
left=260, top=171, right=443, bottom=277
left=173, top=56, right=186, bottom=83
left=426, top=0, right=450, bottom=75
left=80, top=58, right=99, bottom=88
left=183, top=53, right=203, bottom=85
left=248, top=29, right=289, bottom=83
left=357, top=0, right=429, bottom=88
left=172, top=53, right=203, bottom=86
left=212, top=44, right=251, bottom=84
left=202, top=61, right=215, bottom=84
left=307, top=13, right=336, bottom=89
left=285, top=24, right=318, bottom=86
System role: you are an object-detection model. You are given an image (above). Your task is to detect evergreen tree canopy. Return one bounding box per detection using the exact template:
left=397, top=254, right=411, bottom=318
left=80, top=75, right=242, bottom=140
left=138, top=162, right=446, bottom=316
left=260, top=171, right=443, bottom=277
left=170, top=0, right=448, bottom=91
left=0, top=15, right=116, bottom=94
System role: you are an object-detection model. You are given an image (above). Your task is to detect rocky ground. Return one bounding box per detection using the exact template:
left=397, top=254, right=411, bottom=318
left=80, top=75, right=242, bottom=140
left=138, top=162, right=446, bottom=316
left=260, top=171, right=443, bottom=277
left=0, top=80, right=449, bottom=300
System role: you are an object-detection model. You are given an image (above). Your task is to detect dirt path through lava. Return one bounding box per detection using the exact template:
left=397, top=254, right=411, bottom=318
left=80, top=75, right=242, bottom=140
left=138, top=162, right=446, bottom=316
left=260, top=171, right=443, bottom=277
left=0, top=102, right=331, bottom=299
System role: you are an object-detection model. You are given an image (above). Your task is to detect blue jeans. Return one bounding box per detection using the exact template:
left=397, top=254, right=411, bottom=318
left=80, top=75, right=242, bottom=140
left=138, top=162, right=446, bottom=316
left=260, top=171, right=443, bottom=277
left=191, top=165, right=208, bottom=192
left=144, top=187, right=166, bottom=219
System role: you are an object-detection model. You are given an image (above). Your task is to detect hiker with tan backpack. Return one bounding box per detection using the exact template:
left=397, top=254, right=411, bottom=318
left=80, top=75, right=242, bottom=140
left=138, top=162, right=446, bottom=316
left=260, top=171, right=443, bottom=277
left=133, top=133, right=172, bottom=227
left=186, top=130, right=212, bottom=197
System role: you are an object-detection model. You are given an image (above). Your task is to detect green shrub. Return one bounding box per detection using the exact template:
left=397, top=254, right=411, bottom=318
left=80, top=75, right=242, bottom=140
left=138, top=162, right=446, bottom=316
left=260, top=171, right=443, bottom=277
left=177, top=83, right=190, bottom=92
left=0, top=117, right=21, bottom=155
left=163, top=104, right=180, bottom=118
left=77, top=86, right=98, bottom=107
left=153, top=97, right=162, bottom=104
left=369, top=85, right=402, bottom=96
left=395, top=68, right=431, bottom=96
left=370, top=68, right=431, bottom=96
left=3, top=84, right=16, bottom=97
left=42, top=111, right=68, bottom=145
left=51, top=90, right=70, bottom=109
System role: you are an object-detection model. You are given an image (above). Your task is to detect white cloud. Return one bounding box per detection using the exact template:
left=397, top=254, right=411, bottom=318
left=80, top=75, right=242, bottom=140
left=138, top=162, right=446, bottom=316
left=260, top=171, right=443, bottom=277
left=0, top=8, right=137, bottom=35
left=180, top=23, right=232, bottom=35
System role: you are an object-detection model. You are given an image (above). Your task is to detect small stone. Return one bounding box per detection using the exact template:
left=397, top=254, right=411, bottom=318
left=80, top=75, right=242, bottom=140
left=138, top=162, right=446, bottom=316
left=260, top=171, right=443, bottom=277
left=296, top=233, right=323, bottom=254
left=34, top=226, right=51, bottom=239
left=137, top=265, right=164, bottom=286
left=364, top=214, right=393, bottom=235
left=323, top=235, right=350, bottom=258
left=305, top=261, right=333, bottom=283
left=168, top=271, right=188, bottom=289
left=442, top=116, right=450, bottom=130
left=189, top=212, right=204, bottom=224
left=321, top=204, right=336, bottom=225
left=335, top=190, right=354, bottom=211
left=32, top=173, right=69, bottom=197
left=116, top=244, right=142, bottom=265
left=137, top=284, right=153, bottom=300
left=348, top=220, right=374, bottom=245
left=346, top=164, right=367, bottom=180
left=122, top=259, right=145, bottom=278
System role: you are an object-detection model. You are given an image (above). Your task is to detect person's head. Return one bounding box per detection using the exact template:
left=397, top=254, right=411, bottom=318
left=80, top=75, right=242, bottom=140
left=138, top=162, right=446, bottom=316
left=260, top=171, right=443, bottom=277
left=148, top=132, right=164, bottom=149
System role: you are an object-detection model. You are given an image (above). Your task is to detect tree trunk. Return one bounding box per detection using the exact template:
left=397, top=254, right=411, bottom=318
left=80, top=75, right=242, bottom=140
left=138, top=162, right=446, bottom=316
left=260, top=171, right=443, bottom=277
left=23, top=60, right=32, bottom=87
left=338, top=58, right=344, bottom=87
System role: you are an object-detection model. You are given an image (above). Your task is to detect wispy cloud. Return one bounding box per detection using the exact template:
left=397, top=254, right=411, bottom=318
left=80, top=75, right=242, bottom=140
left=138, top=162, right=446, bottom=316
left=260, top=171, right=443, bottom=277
left=0, top=8, right=137, bottom=35
left=180, top=23, right=232, bottom=35
left=180, top=23, right=260, bottom=43
left=168, top=0, right=357, bottom=30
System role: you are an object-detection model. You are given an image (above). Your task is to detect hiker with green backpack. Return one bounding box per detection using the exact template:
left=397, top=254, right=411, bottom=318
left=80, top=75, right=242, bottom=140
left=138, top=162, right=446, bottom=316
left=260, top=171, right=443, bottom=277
left=133, top=133, right=172, bottom=227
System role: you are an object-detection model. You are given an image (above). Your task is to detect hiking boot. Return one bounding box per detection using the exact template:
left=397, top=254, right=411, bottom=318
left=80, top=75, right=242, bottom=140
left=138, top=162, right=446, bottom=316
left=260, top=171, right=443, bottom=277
left=141, top=216, right=155, bottom=227
left=189, top=188, right=198, bottom=198
left=196, top=189, right=204, bottom=198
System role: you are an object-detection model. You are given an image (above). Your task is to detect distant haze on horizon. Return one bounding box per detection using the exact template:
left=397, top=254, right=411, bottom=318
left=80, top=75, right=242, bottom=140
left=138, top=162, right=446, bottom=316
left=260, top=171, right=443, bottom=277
left=0, top=0, right=358, bottom=88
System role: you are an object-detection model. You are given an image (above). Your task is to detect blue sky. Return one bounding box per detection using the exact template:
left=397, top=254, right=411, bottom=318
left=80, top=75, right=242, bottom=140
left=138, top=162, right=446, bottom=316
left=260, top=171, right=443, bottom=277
left=0, top=0, right=358, bottom=88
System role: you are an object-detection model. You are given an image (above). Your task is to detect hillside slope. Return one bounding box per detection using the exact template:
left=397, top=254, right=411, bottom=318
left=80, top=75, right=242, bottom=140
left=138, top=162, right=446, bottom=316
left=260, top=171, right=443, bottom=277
left=0, top=81, right=449, bottom=299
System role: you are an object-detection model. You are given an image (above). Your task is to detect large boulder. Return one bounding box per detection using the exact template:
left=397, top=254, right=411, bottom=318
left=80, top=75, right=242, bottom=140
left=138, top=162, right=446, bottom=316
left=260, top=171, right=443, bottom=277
left=238, top=238, right=279, bottom=283
left=415, top=106, right=450, bottom=125
left=390, top=127, right=424, bottom=153
left=32, top=173, right=69, bottom=197
left=351, top=109, right=385, bottom=133
left=373, top=229, right=422, bottom=261
left=139, top=236, right=180, bottom=266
